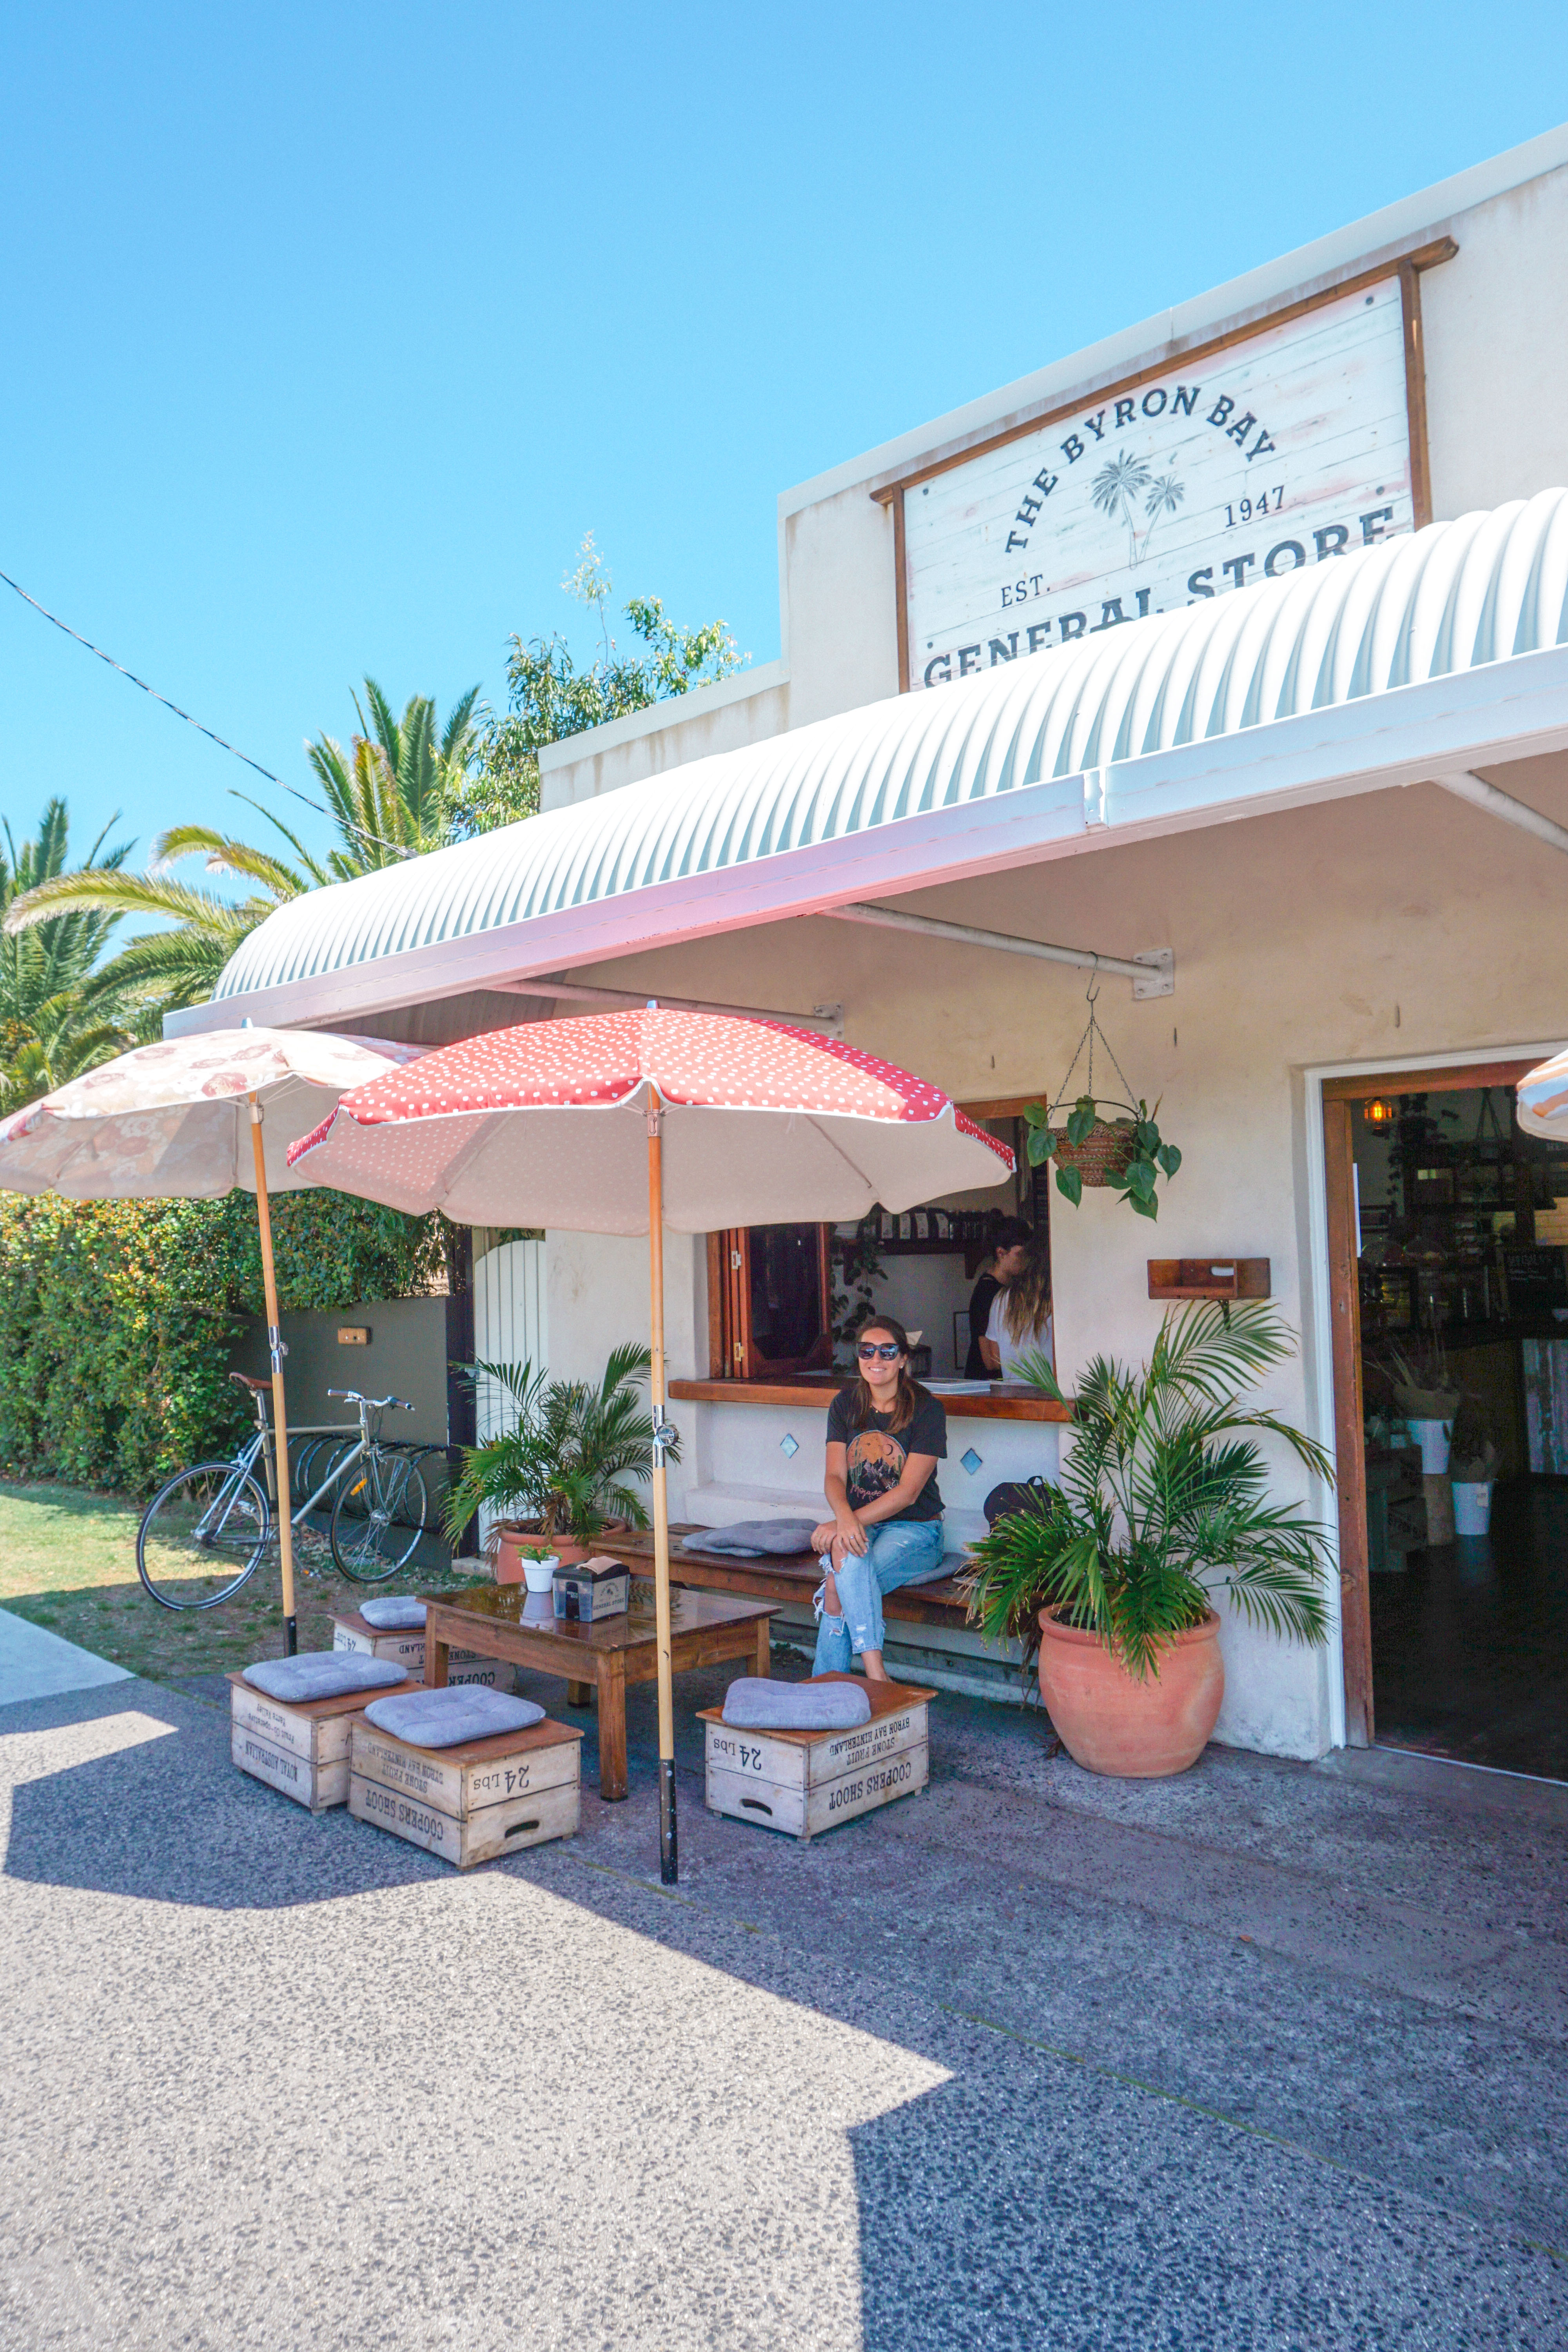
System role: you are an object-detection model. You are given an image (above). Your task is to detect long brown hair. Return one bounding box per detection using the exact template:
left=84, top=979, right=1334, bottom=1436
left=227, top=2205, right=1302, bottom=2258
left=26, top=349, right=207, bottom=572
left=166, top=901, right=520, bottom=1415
left=1001, top=1228, right=1053, bottom=1345
left=846, top=1314, right=921, bottom=1433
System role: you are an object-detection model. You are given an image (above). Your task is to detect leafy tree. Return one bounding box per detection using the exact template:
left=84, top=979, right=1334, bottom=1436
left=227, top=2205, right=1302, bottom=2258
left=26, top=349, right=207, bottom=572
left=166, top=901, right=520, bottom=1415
left=451, top=535, right=747, bottom=835
left=0, top=799, right=136, bottom=1109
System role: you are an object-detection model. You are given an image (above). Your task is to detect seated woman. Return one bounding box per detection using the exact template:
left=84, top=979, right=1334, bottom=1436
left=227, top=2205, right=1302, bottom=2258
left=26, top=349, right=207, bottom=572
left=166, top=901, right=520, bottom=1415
left=980, top=1225, right=1054, bottom=1379
left=811, top=1315, right=946, bottom=1682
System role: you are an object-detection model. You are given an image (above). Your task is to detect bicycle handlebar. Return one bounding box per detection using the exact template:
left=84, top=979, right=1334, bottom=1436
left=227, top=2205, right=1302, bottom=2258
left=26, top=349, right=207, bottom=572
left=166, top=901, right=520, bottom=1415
left=327, top=1389, right=415, bottom=1411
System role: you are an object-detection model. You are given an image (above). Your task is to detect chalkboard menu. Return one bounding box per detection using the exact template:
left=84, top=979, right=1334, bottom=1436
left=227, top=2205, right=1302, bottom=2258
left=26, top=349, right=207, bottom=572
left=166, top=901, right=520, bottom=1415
left=1502, top=1247, right=1568, bottom=1318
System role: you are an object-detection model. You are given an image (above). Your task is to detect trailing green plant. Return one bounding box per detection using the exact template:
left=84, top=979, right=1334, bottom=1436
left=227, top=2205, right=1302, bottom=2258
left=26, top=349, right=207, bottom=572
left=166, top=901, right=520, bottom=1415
left=444, top=1343, right=675, bottom=1547
left=960, top=1301, right=1333, bottom=1682
left=1021, top=987, right=1180, bottom=1218
left=830, top=1221, right=886, bottom=1352
left=1022, top=1092, right=1180, bottom=1219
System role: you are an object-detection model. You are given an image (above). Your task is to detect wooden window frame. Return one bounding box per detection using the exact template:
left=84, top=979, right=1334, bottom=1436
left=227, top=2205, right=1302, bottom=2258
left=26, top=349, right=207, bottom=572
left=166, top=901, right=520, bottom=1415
left=876, top=238, right=1456, bottom=692
left=706, top=1225, right=834, bottom=1380
left=1321, top=1057, right=1537, bottom=1747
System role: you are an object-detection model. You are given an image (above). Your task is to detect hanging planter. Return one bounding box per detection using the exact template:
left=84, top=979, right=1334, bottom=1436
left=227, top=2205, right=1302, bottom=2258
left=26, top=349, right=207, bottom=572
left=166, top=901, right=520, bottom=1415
left=1023, top=985, right=1181, bottom=1220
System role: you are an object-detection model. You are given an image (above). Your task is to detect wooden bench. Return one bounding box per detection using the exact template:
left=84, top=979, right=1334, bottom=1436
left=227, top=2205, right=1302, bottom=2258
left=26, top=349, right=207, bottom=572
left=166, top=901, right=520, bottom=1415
left=594, top=1524, right=975, bottom=1633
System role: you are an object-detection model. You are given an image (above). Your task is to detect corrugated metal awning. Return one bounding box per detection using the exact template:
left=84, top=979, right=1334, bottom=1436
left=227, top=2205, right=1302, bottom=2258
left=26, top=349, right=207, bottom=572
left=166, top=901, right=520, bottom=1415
left=176, top=492, right=1568, bottom=1035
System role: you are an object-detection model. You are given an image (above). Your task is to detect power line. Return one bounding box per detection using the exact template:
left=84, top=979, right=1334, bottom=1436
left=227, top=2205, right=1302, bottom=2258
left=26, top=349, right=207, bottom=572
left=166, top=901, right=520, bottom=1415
left=0, top=564, right=414, bottom=862
left=0, top=564, right=287, bottom=786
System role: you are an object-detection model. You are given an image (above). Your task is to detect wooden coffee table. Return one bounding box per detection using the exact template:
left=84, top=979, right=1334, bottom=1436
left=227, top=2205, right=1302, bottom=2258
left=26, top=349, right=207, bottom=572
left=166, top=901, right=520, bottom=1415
left=422, top=1584, right=779, bottom=1802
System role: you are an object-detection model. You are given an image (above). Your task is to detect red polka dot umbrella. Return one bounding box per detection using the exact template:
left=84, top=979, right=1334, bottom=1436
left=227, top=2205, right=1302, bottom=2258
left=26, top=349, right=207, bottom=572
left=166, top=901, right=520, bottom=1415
left=289, top=1007, right=1014, bottom=1880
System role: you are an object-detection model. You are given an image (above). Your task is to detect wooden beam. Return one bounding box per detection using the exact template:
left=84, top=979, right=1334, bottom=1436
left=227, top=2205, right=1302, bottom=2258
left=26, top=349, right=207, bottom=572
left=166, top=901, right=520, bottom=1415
left=866, top=239, right=1460, bottom=502
left=1322, top=1060, right=1537, bottom=1101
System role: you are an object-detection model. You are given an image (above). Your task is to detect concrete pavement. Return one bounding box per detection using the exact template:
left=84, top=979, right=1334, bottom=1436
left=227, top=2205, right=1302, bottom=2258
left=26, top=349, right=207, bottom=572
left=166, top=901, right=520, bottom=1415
left=0, top=1607, right=131, bottom=1708
left=0, top=1664, right=1564, bottom=2349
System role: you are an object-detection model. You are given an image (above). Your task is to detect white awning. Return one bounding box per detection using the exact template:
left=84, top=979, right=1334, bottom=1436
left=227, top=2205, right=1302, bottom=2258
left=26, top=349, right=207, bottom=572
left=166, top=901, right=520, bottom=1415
left=177, top=491, right=1568, bottom=1035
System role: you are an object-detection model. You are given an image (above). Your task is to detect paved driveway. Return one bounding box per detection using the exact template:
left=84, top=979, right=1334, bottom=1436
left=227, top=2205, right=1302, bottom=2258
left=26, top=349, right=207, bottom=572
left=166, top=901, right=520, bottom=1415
left=1, top=1668, right=1564, bottom=2349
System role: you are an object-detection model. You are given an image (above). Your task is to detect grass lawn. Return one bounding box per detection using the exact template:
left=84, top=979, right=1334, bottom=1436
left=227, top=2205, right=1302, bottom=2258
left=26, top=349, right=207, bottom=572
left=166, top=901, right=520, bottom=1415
left=0, top=1480, right=489, bottom=1684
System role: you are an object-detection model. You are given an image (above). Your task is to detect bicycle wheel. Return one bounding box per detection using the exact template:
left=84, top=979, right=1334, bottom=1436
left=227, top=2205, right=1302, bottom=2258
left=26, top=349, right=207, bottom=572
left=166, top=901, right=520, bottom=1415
left=290, top=1434, right=325, bottom=1505
left=138, top=1461, right=270, bottom=1610
left=330, top=1448, right=428, bottom=1582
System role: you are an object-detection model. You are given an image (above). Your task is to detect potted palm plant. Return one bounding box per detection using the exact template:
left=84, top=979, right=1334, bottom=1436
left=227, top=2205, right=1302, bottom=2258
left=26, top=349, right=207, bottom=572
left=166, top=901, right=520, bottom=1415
left=445, top=1343, right=674, bottom=1582
left=960, top=1303, right=1332, bottom=1776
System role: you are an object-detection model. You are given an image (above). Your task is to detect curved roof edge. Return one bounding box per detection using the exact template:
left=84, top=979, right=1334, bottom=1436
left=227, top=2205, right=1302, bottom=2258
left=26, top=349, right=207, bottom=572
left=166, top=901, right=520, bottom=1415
left=190, top=494, right=1568, bottom=1031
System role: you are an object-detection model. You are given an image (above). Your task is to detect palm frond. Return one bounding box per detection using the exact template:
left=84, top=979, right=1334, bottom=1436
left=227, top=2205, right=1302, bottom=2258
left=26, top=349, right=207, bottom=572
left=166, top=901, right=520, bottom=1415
left=963, top=1303, right=1333, bottom=1681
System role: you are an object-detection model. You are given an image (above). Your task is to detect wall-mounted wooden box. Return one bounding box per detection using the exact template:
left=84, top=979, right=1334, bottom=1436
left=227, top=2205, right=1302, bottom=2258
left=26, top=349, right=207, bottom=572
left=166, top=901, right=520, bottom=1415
left=1148, top=1259, right=1271, bottom=1301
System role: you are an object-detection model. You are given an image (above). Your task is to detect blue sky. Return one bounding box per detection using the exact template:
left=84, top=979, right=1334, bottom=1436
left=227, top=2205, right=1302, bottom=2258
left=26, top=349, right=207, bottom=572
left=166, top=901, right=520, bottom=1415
left=3, top=3, right=1566, bottom=880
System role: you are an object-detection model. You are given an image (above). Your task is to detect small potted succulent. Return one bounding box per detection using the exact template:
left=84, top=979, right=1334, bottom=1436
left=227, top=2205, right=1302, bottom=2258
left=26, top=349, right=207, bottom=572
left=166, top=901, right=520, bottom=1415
left=512, top=1538, right=561, bottom=1594
left=445, top=1342, right=674, bottom=1581
left=959, top=1303, right=1331, bottom=1776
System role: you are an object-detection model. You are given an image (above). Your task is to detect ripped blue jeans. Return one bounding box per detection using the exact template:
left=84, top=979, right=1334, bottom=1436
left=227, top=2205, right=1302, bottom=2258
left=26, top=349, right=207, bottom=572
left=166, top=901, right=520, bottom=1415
left=813, top=1517, right=947, bottom=1673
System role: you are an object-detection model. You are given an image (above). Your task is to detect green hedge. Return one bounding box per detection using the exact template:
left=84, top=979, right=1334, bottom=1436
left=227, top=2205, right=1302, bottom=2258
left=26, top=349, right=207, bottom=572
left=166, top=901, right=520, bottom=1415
left=0, top=1190, right=445, bottom=1495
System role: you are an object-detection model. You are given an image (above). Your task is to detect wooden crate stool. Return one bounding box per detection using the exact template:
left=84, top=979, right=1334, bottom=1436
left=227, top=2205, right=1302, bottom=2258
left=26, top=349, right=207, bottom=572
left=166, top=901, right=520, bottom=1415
left=699, top=1674, right=936, bottom=1841
left=333, top=1607, right=516, bottom=1691
left=229, top=1665, right=414, bottom=1814
left=349, top=1695, right=582, bottom=1869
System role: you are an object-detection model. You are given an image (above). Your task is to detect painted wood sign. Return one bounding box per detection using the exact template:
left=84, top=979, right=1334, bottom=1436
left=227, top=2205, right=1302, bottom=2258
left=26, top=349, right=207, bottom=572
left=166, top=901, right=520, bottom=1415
left=904, top=276, right=1418, bottom=692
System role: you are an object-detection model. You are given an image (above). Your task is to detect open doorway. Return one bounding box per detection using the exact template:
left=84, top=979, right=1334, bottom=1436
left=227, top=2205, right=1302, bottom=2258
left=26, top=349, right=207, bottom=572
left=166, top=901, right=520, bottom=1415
left=1325, top=1062, right=1568, bottom=1780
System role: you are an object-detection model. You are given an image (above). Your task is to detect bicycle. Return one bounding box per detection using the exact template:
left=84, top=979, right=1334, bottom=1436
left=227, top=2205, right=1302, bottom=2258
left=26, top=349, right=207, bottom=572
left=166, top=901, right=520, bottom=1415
left=136, top=1375, right=431, bottom=1610
left=323, top=1387, right=431, bottom=1583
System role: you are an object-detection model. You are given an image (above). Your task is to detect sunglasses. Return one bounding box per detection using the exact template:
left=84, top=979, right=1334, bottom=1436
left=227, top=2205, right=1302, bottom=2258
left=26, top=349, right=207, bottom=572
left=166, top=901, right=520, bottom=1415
left=857, top=1341, right=904, bottom=1361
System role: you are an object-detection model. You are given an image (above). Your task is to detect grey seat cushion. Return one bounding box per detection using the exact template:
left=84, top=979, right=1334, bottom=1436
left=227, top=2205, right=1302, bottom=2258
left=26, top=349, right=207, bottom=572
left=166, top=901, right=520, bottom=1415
left=243, top=1653, right=407, bottom=1703
left=722, top=1677, right=873, bottom=1731
left=363, top=1686, right=546, bottom=1749
left=681, top=1517, right=820, bottom=1559
left=359, top=1596, right=427, bottom=1630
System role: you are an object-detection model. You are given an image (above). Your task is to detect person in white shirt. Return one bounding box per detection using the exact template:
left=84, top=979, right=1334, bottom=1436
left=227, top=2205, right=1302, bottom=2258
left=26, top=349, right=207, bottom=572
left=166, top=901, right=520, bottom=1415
left=980, top=1225, right=1054, bottom=1379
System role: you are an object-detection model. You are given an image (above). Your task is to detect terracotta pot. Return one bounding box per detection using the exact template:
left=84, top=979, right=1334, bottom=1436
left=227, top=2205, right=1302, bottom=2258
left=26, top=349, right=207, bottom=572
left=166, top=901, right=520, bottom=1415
left=1037, top=1606, right=1223, bottom=1777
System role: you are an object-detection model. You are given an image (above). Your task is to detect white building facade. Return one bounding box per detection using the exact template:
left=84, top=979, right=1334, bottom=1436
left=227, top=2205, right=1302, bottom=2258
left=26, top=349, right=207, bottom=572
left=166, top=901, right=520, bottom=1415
left=181, top=127, right=1568, bottom=1765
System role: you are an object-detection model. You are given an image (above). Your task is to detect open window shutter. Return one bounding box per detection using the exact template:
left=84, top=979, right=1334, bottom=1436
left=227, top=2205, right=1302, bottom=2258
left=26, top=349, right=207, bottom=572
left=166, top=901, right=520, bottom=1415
left=708, top=1228, right=753, bottom=1378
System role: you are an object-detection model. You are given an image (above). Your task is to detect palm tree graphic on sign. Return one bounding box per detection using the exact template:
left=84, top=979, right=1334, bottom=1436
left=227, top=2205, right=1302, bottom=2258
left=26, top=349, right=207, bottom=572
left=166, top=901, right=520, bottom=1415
left=1142, top=472, right=1185, bottom=558
left=1091, top=451, right=1152, bottom=567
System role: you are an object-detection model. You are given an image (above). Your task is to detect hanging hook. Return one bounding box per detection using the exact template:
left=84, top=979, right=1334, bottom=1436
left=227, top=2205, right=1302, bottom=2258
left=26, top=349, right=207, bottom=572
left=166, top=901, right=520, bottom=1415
left=1084, top=960, right=1102, bottom=1006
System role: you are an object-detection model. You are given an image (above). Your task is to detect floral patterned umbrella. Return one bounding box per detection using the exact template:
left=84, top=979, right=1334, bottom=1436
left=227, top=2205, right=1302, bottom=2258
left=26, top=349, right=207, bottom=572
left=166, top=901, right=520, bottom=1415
left=0, top=1027, right=422, bottom=1653
left=288, top=1006, right=1013, bottom=1880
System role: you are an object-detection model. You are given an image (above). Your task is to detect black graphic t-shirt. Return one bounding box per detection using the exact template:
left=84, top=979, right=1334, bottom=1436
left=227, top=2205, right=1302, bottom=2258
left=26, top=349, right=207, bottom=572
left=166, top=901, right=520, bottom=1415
left=826, top=1387, right=946, bottom=1522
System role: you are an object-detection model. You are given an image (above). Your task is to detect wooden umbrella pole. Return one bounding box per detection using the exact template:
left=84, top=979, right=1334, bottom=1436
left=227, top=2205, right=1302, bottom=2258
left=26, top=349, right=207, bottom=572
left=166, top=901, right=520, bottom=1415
left=249, top=1098, right=298, bottom=1656
left=647, top=1088, right=677, bottom=1884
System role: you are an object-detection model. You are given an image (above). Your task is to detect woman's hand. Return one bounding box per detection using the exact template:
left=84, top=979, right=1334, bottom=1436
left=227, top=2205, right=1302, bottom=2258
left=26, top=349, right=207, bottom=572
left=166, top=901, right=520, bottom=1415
left=812, top=1511, right=867, bottom=1559
left=834, top=1509, right=867, bottom=1559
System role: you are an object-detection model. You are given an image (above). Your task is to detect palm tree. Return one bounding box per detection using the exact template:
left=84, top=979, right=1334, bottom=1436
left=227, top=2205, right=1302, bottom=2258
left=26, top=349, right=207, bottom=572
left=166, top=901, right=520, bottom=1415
left=1091, top=451, right=1153, bottom=569
left=304, top=679, right=483, bottom=874
left=960, top=1302, right=1332, bottom=1682
left=0, top=799, right=138, bottom=1107
left=3, top=679, right=484, bottom=1020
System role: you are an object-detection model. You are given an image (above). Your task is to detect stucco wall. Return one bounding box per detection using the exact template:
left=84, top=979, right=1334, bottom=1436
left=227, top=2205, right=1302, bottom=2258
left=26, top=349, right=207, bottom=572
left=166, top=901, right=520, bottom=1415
left=538, top=747, right=1568, bottom=1757
left=1423, top=165, right=1568, bottom=517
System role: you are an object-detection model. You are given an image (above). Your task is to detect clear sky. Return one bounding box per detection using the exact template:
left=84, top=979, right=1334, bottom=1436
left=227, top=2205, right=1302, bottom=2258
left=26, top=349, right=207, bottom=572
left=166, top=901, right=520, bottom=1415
left=3, top=3, right=1566, bottom=879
